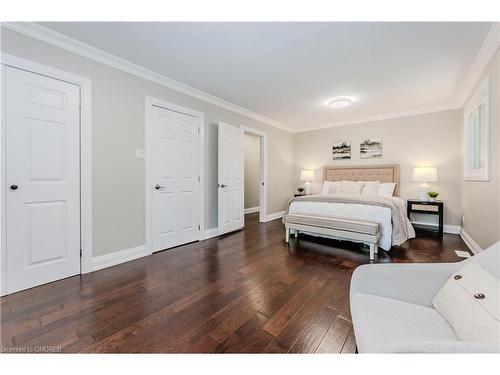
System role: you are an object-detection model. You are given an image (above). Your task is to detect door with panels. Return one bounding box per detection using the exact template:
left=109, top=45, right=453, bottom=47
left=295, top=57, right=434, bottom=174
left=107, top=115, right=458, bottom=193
left=218, top=122, right=244, bottom=235
left=5, top=66, right=81, bottom=294
left=151, top=105, right=201, bottom=251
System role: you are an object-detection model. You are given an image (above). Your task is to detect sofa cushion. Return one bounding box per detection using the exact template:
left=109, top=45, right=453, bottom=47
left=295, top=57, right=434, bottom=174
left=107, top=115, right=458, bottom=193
left=472, top=242, right=500, bottom=279
left=432, top=259, right=500, bottom=347
left=351, top=293, right=457, bottom=353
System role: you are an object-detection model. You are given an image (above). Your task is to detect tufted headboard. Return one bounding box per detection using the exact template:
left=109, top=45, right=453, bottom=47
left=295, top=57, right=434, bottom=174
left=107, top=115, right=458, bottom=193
left=323, top=164, right=400, bottom=196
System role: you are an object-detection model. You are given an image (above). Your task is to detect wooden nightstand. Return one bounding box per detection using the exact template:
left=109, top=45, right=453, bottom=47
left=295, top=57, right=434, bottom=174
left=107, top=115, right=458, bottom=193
left=407, top=199, right=444, bottom=235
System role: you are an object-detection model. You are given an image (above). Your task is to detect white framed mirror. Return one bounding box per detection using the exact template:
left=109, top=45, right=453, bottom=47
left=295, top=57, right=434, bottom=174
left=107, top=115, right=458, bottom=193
left=463, top=77, right=490, bottom=181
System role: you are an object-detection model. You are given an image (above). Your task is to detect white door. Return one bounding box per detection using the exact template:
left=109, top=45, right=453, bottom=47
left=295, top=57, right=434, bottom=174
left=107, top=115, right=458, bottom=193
left=5, top=66, right=81, bottom=294
left=218, top=122, right=244, bottom=235
left=151, top=105, right=201, bottom=251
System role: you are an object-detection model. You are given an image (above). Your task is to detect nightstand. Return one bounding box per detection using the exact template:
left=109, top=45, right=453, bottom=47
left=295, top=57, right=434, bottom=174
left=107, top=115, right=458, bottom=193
left=407, top=199, right=444, bottom=235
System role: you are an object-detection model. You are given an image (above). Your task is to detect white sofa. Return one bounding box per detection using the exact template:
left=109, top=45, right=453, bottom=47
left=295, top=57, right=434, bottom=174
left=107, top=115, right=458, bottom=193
left=350, top=242, right=500, bottom=353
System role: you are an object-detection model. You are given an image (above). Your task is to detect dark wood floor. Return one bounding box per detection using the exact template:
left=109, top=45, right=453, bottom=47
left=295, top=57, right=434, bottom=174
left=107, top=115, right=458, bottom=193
left=1, top=213, right=469, bottom=353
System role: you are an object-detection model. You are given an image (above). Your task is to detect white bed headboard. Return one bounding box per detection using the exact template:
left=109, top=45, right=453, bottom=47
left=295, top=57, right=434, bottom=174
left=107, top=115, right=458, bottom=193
left=323, top=164, right=400, bottom=196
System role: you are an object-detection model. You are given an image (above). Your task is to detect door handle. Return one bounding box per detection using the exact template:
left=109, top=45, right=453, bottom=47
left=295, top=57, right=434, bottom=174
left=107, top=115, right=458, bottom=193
left=10, top=184, right=18, bottom=190
left=220, top=184, right=227, bottom=188
left=155, top=184, right=166, bottom=190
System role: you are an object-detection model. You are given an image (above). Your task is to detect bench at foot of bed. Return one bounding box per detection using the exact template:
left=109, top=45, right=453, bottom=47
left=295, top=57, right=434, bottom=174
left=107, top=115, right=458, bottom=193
left=284, top=214, right=381, bottom=261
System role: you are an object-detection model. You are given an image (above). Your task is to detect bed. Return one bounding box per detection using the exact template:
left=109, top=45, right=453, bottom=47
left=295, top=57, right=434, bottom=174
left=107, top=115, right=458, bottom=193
left=283, top=164, right=415, bottom=260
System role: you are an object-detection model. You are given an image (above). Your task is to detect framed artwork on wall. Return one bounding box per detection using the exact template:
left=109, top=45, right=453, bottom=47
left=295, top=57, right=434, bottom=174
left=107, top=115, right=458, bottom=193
left=360, top=138, right=382, bottom=159
left=332, top=141, right=351, bottom=160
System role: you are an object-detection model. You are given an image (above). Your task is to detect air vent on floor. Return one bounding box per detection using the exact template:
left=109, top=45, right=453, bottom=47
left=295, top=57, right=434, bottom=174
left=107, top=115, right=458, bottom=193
left=455, top=250, right=471, bottom=258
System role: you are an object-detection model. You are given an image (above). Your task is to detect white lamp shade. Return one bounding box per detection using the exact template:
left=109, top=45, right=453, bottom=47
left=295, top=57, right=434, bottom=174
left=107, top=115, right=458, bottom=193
left=300, top=169, right=316, bottom=181
left=412, top=167, right=437, bottom=182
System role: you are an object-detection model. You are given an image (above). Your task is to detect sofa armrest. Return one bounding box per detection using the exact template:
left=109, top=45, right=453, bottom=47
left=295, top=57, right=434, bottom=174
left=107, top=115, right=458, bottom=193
left=382, top=340, right=499, bottom=353
left=350, top=262, right=463, bottom=307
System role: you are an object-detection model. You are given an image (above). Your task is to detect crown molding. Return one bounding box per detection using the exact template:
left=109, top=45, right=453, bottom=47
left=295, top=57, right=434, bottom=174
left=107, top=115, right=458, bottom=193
left=457, top=22, right=500, bottom=106
left=3, top=22, right=497, bottom=134
left=2, top=22, right=292, bottom=133
left=293, top=103, right=461, bottom=133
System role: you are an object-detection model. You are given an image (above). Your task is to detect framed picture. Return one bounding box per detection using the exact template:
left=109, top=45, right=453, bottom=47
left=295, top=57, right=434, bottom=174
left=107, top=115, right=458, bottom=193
left=332, top=141, right=351, bottom=160
left=360, top=138, right=382, bottom=159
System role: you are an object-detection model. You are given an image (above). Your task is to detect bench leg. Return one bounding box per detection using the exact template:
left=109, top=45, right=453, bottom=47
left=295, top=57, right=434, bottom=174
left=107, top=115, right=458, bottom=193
left=285, top=228, right=290, bottom=243
left=369, top=243, right=377, bottom=260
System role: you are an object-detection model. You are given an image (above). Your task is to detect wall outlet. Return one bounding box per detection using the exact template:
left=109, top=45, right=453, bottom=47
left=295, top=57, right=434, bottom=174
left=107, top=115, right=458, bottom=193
left=135, top=149, right=145, bottom=159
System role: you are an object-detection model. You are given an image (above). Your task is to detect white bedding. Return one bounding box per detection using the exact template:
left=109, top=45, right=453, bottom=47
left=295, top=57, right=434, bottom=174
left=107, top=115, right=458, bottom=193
left=288, top=195, right=407, bottom=250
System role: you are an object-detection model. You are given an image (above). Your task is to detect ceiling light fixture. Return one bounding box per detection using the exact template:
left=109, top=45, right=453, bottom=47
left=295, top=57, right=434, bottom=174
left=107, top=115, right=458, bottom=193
left=328, top=97, right=354, bottom=109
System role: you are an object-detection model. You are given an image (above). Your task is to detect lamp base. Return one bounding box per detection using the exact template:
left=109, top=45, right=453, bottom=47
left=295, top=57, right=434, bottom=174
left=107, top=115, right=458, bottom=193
left=304, top=181, right=311, bottom=195
left=419, top=183, right=429, bottom=201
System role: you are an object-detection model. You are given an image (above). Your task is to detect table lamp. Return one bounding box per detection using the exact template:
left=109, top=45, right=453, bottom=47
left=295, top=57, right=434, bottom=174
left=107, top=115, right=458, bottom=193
left=300, top=169, right=316, bottom=195
left=412, top=166, right=437, bottom=201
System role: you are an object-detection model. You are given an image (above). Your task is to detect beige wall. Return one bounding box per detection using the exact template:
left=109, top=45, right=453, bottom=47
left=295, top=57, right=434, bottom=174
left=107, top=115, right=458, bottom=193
left=1, top=28, right=295, bottom=257
left=244, top=133, right=260, bottom=209
left=461, top=48, right=500, bottom=249
left=293, top=110, right=463, bottom=226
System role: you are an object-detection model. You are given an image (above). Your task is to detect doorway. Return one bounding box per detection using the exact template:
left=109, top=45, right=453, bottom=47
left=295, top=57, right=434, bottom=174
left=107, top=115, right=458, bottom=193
left=242, top=126, right=267, bottom=224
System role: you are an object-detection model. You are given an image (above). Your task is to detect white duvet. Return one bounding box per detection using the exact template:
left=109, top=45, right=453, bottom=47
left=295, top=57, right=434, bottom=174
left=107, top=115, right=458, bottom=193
left=288, top=196, right=407, bottom=251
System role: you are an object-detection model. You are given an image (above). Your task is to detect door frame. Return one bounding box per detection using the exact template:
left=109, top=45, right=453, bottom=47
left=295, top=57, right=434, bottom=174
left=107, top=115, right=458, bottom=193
left=144, top=96, right=205, bottom=255
left=0, top=54, right=93, bottom=295
left=240, top=125, right=267, bottom=223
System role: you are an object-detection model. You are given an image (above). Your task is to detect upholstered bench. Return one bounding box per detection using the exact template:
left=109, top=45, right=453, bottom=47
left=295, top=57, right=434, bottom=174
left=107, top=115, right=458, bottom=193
left=284, top=213, right=381, bottom=260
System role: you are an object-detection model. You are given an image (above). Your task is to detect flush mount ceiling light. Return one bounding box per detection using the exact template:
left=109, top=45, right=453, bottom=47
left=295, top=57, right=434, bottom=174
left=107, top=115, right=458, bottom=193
left=328, top=97, right=354, bottom=109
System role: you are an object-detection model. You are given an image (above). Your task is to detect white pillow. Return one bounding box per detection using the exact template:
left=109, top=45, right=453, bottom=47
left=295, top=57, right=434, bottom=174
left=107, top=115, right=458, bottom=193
left=339, top=181, right=363, bottom=194
left=320, top=181, right=337, bottom=195
left=377, top=182, right=396, bottom=197
left=320, top=181, right=363, bottom=195
left=321, top=181, right=344, bottom=195
left=361, top=181, right=380, bottom=195
left=432, top=260, right=500, bottom=346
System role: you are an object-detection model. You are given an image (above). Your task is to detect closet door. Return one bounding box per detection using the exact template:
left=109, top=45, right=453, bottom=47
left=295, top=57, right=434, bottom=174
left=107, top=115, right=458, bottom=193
left=5, top=66, right=81, bottom=294
left=151, top=105, right=201, bottom=251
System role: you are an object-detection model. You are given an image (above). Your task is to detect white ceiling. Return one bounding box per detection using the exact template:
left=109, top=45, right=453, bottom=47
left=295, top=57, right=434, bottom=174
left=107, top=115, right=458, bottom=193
left=39, top=22, right=492, bottom=131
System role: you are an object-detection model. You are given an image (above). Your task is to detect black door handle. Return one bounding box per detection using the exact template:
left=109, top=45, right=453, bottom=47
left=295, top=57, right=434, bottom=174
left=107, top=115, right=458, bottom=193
left=10, top=185, right=18, bottom=190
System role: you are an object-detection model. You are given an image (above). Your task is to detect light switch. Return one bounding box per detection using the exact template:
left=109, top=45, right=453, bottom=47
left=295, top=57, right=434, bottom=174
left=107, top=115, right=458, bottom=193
left=135, top=149, right=145, bottom=159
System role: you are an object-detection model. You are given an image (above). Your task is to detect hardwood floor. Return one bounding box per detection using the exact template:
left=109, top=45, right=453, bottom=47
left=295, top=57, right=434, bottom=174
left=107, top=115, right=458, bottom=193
left=0, top=213, right=469, bottom=353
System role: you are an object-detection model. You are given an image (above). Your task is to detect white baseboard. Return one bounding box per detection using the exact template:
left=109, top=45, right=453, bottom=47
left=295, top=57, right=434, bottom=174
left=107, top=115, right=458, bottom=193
left=443, top=225, right=462, bottom=235
left=265, top=210, right=285, bottom=222
left=410, top=221, right=461, bottom=235
left=460, top=229, right=483, bottom=254
left=203, top=227, right=219, bottom=239
left=203, top=211, right=284, bottom=240
left=92, top=245, right=147, bottom=271
left=244, top=206, right=260, bottom=214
